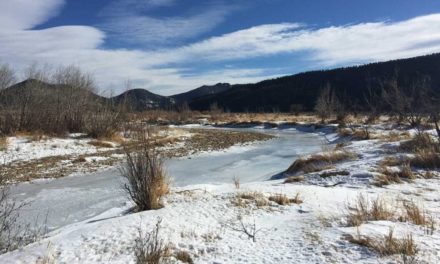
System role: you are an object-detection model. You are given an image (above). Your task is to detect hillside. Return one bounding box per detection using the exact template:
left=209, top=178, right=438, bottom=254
left=0, top=79, right=107, bottom=106
left=112, top=88, right=174, bottom=111
left=188, top=53, right=440, bottom=112
left=171, top=83, right=232, bottom=104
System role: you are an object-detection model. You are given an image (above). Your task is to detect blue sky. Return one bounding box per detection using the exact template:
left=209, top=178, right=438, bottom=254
left=1, top=0, right=440, bottom=95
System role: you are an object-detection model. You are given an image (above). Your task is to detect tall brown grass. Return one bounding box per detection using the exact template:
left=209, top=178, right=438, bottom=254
left=345, top=194, right=395, bottom=226
left=0, top=136, right=7, bottom=151
left=286, top=150, right=356, bottom=174
left=348, top=229, right=418, bottom=257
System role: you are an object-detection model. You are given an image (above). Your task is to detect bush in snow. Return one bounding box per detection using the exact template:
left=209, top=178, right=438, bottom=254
left=120, top=131, right=169, bottom=211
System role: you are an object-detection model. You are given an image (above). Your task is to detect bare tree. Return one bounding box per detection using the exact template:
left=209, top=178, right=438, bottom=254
left=0, top=64, right=15, bottom=91
left=314, top=83, right=342, bottom=123
left=382, top=73, right=430, bottom=129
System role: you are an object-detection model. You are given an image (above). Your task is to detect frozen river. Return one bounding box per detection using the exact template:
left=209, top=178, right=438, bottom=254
left=9, top=127, right=324, bottom=231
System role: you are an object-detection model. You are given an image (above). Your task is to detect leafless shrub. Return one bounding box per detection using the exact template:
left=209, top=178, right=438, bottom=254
left=225, top=212, right=262, bottom=242
left=0, top=64, right=126, bottom=138
left=347, top=228, right=418, bottom=258
left=314, top=83, right=343, bottom=123
left=134, top=219, right=169, bottom=264
left=286, top=150, right=356, bottom=175
left=120, top=133, right=169, bottom=211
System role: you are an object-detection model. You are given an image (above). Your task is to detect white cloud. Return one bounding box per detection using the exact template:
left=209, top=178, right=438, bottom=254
left=0, top=0, right=65, bottom=30
left=1, top=9, right=440, bottom=95
left=149, top=14, right=440, bottom=66
left=99, top=0, right=234, bottom=46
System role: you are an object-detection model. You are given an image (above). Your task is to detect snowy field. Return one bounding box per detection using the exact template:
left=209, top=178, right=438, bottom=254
left=1, top=124, right=440, bottom=263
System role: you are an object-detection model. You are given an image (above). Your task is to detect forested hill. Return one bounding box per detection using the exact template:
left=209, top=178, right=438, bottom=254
left=188, top=53, right=440, bottom=112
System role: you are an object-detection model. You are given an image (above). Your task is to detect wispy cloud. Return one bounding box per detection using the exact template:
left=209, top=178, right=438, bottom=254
left=147, top=14, right=440, bottom=66
left=99, top=0, right=236, bottom=47
left=1, top=0, right=440, bottom=95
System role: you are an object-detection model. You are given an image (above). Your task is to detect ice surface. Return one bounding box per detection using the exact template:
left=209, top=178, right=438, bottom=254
left=8, top=127, right=323, bottom=231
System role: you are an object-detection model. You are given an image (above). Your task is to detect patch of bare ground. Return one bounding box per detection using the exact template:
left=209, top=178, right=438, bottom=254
left=286, top=150, right=356, bottom=175
left=167, top=128, right=274, bottom=158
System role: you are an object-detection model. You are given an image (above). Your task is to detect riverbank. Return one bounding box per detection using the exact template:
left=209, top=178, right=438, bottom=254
left=0, top=126, right=274, bottom=183
left=2, top=118, right=440, bottom=263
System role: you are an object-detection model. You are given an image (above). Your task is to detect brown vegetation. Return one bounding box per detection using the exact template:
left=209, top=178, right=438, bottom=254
left=286, top=150, right=356, bottom=175
left=347, top=229, right=418, bottom=257
left=402, top=201, right=436, bottom=229
left=283, top=175, right=305, bottom=183
left=88, top=140, right=114, bottom=148
left=175, top=251, right=194, bottom=264
left=269, top=193, right=303, bottom=205
left=0, top=136, right=7, bottom=151
left=0, top=64, right=126, bottom=138
left=134, top=220, right=169, bottom=264
left=409, top=150, right=440, bottom=169
left=399, top=133, right=439, bottom=153
left=345, top=194, right=395, bottom=226
left=120, top=134, right=169, bottom=211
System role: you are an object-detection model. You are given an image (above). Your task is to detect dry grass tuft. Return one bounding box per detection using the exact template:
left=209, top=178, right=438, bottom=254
left=378, top=131, right=411, bottom=142
left=269, top=194, right=291, bottom=205
left=175, top=251, right=194, bottom=264
left=72, top=156, right=87, bottom=163
left=236, top=191, right=269, bottom=208
left=375, top=163, right=415, bottom=186
left=290, top=192, right=303, bottom=204
left=372, top=173, right=402, bottom=187
left=346, top=194, right=395, bottom=226
left=402, top=201, right=436, bottom=229
left=380, top=156, right=405, bottom=167
left=400, top=133, right=439, bottom=153
left=0, top=136, right=7, bottom=151
left=320, top=170, right=350, bottom=178
left=409, top=150, right=440, bottom=169
left=348, top=229, right=418, bottom=257
left=423, top=171, right=435, bottom=179
left=286, top=151, right=356, bottom=174
left=88, top=140, right=114, bottom=148
left=268, top=193, right=303, bottom=205
left=352, top=129, right=370, bottom=140
left=283, top=175, right=305, bottom=183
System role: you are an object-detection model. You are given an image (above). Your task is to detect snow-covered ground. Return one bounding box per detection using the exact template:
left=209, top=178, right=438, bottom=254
left=1, top=125, right=440, bottom=263
left=0, top=134, right=115, bottom=164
